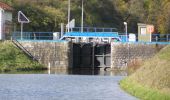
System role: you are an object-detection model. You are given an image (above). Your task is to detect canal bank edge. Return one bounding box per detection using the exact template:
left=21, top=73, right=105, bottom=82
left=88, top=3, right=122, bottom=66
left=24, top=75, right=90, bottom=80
left=0, top=41, right=45, bottom=72
left=120, top=45, right=170, bottom=100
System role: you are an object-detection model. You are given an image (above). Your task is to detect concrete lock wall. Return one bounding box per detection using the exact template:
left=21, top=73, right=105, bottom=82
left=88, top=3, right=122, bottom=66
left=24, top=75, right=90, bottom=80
left=19, top=41, right=165, bottom=70
left=20, top=41, right=73, bottom=69
left=111, top=42, right=163, bottom=69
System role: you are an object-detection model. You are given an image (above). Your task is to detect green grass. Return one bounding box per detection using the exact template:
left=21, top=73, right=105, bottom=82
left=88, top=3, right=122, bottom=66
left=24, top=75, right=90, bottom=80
left=158, top=46, right=170, bottom=60
left=0, top=41, right=45, bottom=72
left=120, top=45, right=170, bottom=100
left=120, top=78, right=170, bottom=100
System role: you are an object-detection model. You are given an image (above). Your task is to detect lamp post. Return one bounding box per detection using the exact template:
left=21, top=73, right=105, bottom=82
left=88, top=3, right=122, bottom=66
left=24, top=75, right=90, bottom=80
left=67, top=0, right=71, bottom=32
left=81, top=0, right=84, bottom=33
left=124, top=22, right=129, bottom=66
left=124, top=22, right=128, bottom=42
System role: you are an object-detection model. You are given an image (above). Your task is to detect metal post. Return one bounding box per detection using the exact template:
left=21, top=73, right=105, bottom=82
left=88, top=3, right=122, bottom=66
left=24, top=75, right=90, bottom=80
left=149, top=30, right=152, bottom=42
left=128, top=43, right=130, bottom=61
left=0, top=9, right=3, bottom=40
left=48, top=62, right=51, bottom=74
left=167, top=34, right=169, bottom=42
left=61, top=23, right=64, bottom=38
left=125, top=23, right=127, bottom=42
left=124, top=22, right=127, bottom=42
left=67, top=0, right=70, bottom=32
left=21, top=23, right=23, bottom=40
left=92, top=42, right=95, bottom=70
left=81, top=0, right=84, bottom=33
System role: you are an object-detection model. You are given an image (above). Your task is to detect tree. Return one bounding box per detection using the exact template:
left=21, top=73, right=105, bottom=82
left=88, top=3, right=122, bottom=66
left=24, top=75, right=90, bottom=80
left=13, top=2, right=66, bottom=32
left=1, top=0, right=169, bottom=33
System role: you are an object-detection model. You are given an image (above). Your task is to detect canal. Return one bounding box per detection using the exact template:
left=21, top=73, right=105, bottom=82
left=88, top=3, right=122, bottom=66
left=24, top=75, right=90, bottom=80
left=0, top=70, right=137, bottom=100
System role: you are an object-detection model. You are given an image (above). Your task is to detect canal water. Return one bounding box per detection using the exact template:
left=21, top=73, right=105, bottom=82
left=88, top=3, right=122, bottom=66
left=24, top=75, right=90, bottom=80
left=0, top=70, right=137, bottom=100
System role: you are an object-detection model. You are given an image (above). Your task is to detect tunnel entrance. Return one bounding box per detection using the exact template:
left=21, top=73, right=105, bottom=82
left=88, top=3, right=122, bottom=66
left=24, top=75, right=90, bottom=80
left=73, top=43, right=111, bottom=68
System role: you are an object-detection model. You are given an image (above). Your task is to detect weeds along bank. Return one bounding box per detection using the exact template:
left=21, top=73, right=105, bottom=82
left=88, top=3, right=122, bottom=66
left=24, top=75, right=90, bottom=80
left=120, top=45, right=170, bottom=100
left=0, top=41, right=45, bottom=72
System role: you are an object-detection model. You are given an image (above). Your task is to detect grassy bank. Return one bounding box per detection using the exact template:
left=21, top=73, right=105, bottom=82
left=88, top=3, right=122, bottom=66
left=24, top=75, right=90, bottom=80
left=0, top=41, right=45, bottom=72
left=120, top=45, right=170, bottom=100
left=120, top=78, right=170, bottom=100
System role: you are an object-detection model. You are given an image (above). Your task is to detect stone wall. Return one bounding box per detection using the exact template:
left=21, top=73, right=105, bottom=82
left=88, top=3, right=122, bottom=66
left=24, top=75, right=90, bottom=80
left=18, top=41, right=165, bottom=70
left=111, top=43, right=164, bottom=69
left=20, top=41, right=72, bottom=69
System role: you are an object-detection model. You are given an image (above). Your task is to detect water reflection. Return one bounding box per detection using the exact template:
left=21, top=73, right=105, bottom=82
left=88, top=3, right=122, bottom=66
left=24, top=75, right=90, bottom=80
left=0, top=70, right=47, bottom=74
left=1, top=68, right=128, bottom=76
left=48, top=69, right=128, bottom=76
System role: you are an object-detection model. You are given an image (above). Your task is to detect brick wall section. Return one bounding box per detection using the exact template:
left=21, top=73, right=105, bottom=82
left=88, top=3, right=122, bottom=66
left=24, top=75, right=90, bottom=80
left=20, top=41, right=72, bottom=69
left=111, top=43, right=164, bottom=69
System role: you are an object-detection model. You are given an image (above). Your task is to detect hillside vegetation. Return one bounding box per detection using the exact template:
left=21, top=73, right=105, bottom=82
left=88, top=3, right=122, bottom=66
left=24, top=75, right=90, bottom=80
left=0, top=41, right=45, bottom=72
left=0, top=0, right=170, bottom=33
left=121, top=45, right=170, bottom=100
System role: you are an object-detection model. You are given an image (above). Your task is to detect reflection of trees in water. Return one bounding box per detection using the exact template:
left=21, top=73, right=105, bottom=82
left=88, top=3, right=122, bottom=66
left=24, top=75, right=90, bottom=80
left=48, top=68, right=128, bottom=76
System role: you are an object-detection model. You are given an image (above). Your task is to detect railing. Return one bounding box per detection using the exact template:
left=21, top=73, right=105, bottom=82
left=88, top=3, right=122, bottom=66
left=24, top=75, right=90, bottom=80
left=136, top=34, right=170, bottom=42
left=118, top=33, right=170, bottom=42
left=69, top=27, right=118, bottom=32
left=151, top=34, right=170, bottom=42
left=12, top=32, right=54, bottom=40
left=12, top=31, right=170, bottom=43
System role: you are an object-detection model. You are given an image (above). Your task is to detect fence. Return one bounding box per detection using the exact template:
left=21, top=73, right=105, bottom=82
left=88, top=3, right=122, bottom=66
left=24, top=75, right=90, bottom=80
left=69, top=27, right=118, bottom=32
left=12, top=31, right=170, bottom=43
left=151, top=34, right=170, bottom=42
left=12, top=32, right=54, bottom=40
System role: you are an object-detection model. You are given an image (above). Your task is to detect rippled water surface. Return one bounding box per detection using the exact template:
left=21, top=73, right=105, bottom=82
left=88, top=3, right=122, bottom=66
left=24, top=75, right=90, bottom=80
left=0, top=70, right=136, bottom=100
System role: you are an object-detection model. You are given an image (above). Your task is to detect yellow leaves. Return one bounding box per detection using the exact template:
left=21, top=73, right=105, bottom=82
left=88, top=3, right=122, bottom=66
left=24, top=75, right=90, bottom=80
left=114, top=0, right=127, bottom=13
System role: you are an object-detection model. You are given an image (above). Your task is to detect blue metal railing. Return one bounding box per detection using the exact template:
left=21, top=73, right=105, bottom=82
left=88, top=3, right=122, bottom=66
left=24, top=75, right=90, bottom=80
left=13, top=32, right=54, bottom=40
left=12, top=31, right=170, bottom=44
left=69, top=27, right=117, bottom=32
left=123, top=41, right=170, bottom=45
left=151, top=34, right=170, bottom=42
